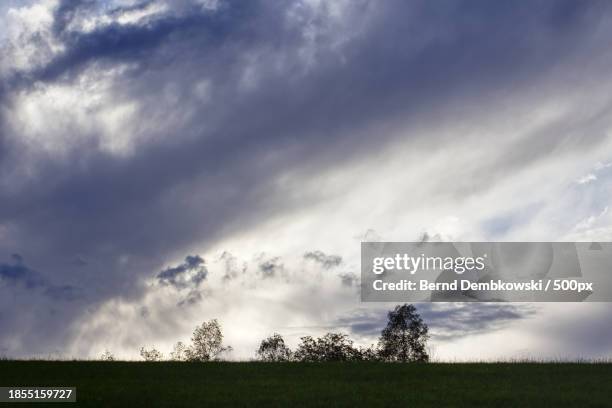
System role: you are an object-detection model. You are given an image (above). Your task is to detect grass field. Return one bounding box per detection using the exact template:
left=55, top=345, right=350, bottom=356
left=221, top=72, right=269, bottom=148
left=1, top=361, right=611, bottom=407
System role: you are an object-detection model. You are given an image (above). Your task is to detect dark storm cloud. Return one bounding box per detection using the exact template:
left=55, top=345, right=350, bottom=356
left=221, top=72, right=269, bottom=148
left=258, top=256, right=283, bottom=279
left=418, top=303, right=537, bottom=341
left=0, top=254, right=80, bottom=301
left=157, top=255, right=207, bottom=289
left=35, top=0, right=278, bottom=84
left=0, top=253, right=84, bottom=356
left=43, top=284, right=81, bottom=301
left=336, top=304, right=536, bottom=341
left=1, top=0, right=612, bottom=356
left=539, top=306, right=612, bottom=357
left=304, top=250, right=342, bottom=269
left=0, top=254, right=43, bottom=288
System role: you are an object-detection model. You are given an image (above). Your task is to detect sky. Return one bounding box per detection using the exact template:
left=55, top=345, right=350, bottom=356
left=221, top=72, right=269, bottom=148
left=0, top=0, right=611, bottom=361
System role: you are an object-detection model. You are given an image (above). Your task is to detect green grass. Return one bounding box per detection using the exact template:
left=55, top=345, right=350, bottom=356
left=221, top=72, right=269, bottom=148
left=1, top=361, right=611, bottom=407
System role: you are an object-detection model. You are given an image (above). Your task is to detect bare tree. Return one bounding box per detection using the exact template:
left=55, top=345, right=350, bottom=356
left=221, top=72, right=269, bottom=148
left=257, top=333, right=292, bottom=362
left=187, top=319, right=232, bottom=361
left=140, top=347, right=164, bottom=361
left=378, top=304, right=429, bottom=362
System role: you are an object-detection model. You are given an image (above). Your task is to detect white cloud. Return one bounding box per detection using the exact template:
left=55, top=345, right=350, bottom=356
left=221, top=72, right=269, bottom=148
left=577, top=173, right=597, bottom=184
left=68, top=251, right=360, bottom=359
left=5, top=66, right=140, bottom=159
left=594, top=161, right=612, bottom=171
left=67, top=1, right=170, bottom=33
left=0, top=0, right=63, bottom=75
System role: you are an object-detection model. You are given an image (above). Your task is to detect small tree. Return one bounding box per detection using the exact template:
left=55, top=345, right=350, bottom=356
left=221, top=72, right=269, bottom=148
left=100, top=350, right=114, bottom=361
left=257, top=333, right=292, bottom=362
left=140, top=346, right=164, bottom=361
left=188, top=319, right=232, bottom=361
left=378, top=304, right=429, bottom=362
left=170, top=341, right=188, bottom=361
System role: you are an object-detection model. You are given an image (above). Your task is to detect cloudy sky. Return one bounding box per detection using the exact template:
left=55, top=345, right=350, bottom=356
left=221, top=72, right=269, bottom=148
left=1, top=0, right=611, bottom=361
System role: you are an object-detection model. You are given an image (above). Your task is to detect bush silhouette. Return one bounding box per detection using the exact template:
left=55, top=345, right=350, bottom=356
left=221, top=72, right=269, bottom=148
left=294, top=333, right=362, bottom=362
left=99, top=350, right=115, bottom=361
left=140, top=347, right=164, bottom=361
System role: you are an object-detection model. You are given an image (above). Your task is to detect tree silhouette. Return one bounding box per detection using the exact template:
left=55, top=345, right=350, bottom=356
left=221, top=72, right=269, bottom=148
left=378, top=304, right=429, bottom=362
left=100, top=350, right=114, bottom=361
left=140, top=346, right=163, bottom=361
left=257, top=333, right=292, bottom=362
left=169, top=341, right=188, bottom=361
left=187, top=319, right=232, bottom=361
left=91, top=306, right=429, bottom=363
left=294, top=333, right=361, bottom=362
